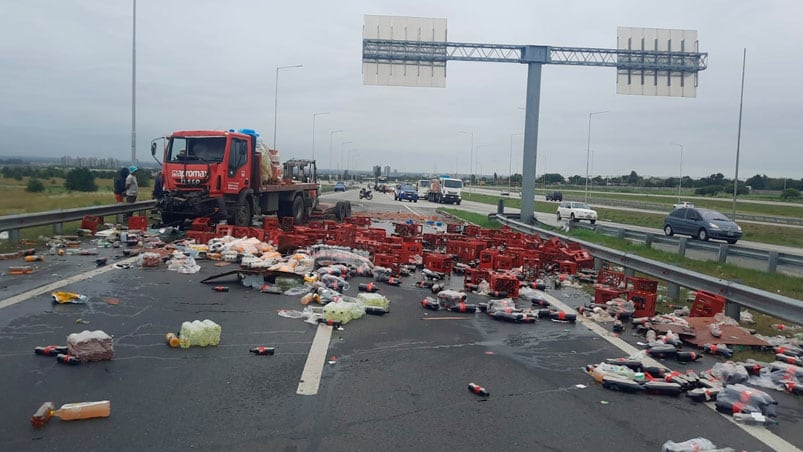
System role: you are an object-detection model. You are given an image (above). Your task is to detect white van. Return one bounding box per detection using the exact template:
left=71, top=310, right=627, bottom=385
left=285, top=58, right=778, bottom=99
left=417, top=179, right=430, bottom=198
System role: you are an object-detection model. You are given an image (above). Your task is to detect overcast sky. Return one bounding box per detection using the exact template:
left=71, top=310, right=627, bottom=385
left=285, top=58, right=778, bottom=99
left=1, top=1, right=801, bottom=180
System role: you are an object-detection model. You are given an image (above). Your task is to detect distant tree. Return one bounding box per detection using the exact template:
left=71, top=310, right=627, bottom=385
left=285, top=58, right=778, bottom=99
left=26, top=178, right=45, bottom=193
left=745, top=174, right=768, bottom=190
left=724, top=181, right=750, bottom=195
left=781, top=188, right=801, bottom=200
left=695, top=185, right=721, bottom=196
left=64, top=167, right=97, bottom=192
left=627, top=170, right=640, bottom=185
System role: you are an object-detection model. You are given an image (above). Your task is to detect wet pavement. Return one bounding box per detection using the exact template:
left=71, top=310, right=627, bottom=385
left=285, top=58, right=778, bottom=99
left=0, top=198, right=800, bottom=451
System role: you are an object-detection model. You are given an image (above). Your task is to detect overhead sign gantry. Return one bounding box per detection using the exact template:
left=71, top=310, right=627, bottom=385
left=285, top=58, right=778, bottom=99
left=362, top=15, right=708, bottom=223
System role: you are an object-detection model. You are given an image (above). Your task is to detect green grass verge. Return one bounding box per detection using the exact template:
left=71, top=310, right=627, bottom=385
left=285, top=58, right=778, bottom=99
left=463, top=192, right=803, bottom=248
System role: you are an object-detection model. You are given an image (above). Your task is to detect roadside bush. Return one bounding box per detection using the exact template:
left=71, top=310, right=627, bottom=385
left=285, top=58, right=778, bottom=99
left=26, top=178, right=45, bottom=193
left=781, top=188, right=801, bottom=200
left=64, top=167, right=98, bottom=192
left=694, top=185, right=722, bottom=196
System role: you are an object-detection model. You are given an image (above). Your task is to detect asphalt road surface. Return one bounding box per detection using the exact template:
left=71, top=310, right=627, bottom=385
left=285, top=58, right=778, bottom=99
left=1, top=193, right=800, bottom=451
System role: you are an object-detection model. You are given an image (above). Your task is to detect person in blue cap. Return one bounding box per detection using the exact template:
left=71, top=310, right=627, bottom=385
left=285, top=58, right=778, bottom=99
left=125, top=165, right=139, bottom=203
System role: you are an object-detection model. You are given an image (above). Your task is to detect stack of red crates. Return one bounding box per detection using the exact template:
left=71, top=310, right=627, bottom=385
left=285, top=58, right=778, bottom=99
left=625, top=276, right=659, bottom=318
left=489, top=272, right=520, bottom=298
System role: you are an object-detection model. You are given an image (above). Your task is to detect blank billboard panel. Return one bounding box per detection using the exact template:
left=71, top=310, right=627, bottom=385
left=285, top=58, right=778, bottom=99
left=616, top=27, right=699, bottom=98
left=363, top=15, right=447, bottom=88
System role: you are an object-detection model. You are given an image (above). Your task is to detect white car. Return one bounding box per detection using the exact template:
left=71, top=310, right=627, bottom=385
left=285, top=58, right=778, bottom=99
left=557, top=201, right=597, bottom=224
left=672, top=201, right=695, bottom=210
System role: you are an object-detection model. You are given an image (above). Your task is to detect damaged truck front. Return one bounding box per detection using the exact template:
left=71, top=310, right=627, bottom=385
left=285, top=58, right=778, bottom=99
left=151, top=129, right=320, bottom=227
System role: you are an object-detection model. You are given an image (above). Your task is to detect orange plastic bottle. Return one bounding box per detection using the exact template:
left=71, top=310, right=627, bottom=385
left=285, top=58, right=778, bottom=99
left=53, top=401, right=111, bottom=421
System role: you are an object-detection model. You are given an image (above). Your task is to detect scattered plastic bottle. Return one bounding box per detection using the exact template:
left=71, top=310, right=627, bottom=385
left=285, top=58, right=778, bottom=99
left=364, top=306, right=388, bottom=315
left=165, top=333, right=180, bottom=348
left=421, top=297, right=440, bottom=311
left=358, top=282, right=380, bottom=292
left=384, top=277, right=401, bottom=286
left=708, top=323, right=722, bottom=338
left=24, top=255, right=45, bottom=262
left=702, top=343, right=733, bottom=358
left=317, top=318, right=343, bottom=328
left=31, top=400, right=110, bottom=427
left=430, top=283, right=445, bottom=293
left=676, top=351, right=702, bottom=363
left=645, top=329, right=657, bottom=343
left=34, top=345, right=68, bottom=356
left=250, top=346, right=275, bottom=356
left=733, top=412, right=776, bottom=425
left=448, top=303, right=477, bottom=313
left=56, top=354, right=80, bottom=365
left=213, top=286, right=229, bottom=292
left=468, top=382, right=489, bottom=397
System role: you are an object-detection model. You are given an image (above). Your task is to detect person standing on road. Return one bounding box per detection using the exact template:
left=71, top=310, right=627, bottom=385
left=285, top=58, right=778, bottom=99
left=125, top=165, right=139, bottom=203
left=152, top=171, right=164, bottom=200
left=114, top=167, right=129, bottom=203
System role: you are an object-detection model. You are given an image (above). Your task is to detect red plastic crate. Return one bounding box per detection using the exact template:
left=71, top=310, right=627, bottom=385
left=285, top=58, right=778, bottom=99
left=424, top=252, right=453, bottom=274
left=594, top=285, right=630, bottom=305
left=558, top=260, right=578, bottom=275
left=689, top=290, right=726, bottom=317
left=630, top=291, right=657, bottom=318
left=489, top=272, right=520, bottom=298
left=597, top=269, right=625, bottom=288
left=479, top=249, right=499, bottom=270
left=80, top=215, right=103, bottom=235
left=625, top=276, right=659, bottom=294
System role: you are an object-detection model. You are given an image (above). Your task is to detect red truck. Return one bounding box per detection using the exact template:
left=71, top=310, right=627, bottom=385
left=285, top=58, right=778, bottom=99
left=150, top=129, right=328, bottom=226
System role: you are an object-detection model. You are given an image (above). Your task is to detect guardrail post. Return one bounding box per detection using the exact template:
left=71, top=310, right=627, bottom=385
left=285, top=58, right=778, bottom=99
left=8, top=229, right=21, bottom=242
left=667, top=283, right=680, bottom=302
left=497, top=199, right=504, bottom=215
left=717, top=244, right=728, bottom=264
left=724, top=300, right=740, bottom=321
left=616, top=228, right=625, bottom=239
left=678, top=237, right=687, bottom=257
left=644, top=233, right=653, bottom=249
left=624, top=268, right=635, bottom=277
left=767, top=251, right=778, bottom=273
left=53, top=223, right=63, bottom=235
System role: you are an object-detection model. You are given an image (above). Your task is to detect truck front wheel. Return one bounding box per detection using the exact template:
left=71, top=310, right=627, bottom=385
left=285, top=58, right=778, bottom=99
left=231, top=200, right=252, bottom=226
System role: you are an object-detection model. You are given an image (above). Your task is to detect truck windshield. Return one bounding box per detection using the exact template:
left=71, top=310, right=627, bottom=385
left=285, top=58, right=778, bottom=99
left=444, top=179, right=462, bottom=189
left=168, top=137, right=227, bottom=163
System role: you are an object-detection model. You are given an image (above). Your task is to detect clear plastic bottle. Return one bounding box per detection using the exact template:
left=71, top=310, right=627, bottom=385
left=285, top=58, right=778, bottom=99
left=733, top=412, right=775, bottom=425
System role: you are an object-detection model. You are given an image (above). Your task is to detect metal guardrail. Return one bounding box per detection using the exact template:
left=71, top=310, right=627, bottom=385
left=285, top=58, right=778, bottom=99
left=494, top=215, right=803, bottom=323
left=0, top=201, right=157, bottom=241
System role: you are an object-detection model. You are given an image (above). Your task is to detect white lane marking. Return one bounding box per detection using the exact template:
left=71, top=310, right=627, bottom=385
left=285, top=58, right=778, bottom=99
left=296, top=324, right=333, bottom=395
left=401, top=203, right=425, bottom=217
left=542, top=291, right=799, bottom=451
left=0, top=256, right=139, bottom=310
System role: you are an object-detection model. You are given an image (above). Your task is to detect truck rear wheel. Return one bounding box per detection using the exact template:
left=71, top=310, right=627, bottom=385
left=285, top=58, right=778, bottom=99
left=292, top=196, right=306, bottom=224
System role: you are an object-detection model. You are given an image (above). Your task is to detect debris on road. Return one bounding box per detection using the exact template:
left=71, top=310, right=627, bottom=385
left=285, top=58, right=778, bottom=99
left=51, top=291, right=88, bottom=304
left=31, top=400, right=111, bottom=427
left=68, top=330, right=114, bottom=362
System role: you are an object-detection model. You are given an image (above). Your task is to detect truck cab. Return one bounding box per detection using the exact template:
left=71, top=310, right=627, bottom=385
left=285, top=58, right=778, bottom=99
left=152, top=129, right=319, bottom=226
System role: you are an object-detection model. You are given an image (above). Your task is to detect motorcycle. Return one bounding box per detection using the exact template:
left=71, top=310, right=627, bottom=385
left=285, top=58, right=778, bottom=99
left=359, top=189, right=373, bottom=200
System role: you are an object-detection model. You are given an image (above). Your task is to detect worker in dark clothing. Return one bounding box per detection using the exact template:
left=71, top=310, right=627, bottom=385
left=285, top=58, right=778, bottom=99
left=114, top=167, right=129, bottom=203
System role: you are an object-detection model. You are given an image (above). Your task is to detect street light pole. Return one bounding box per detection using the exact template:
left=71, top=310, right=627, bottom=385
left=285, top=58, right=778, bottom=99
left=339, top=141, right=352, bottom=176
left=458, top=131, right=474, bottom=191
left=130, top=0, right=136, bottom=165
left=671, top=142, right=684, bottom=202
left=273, top=64, right=303, bottom=150
left=732, top=48, right=747, bottom=219
left=585, top=111, right=609, bottom=203
left=311, top=112, right=329, bottom=161
left=329, top=129, right=343, bottom=175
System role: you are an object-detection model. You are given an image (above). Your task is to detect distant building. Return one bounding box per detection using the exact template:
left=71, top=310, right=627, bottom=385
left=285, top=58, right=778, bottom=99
left=60, top=156, right=120, bottom=169
left=383, top=165, right=391, bottom=178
